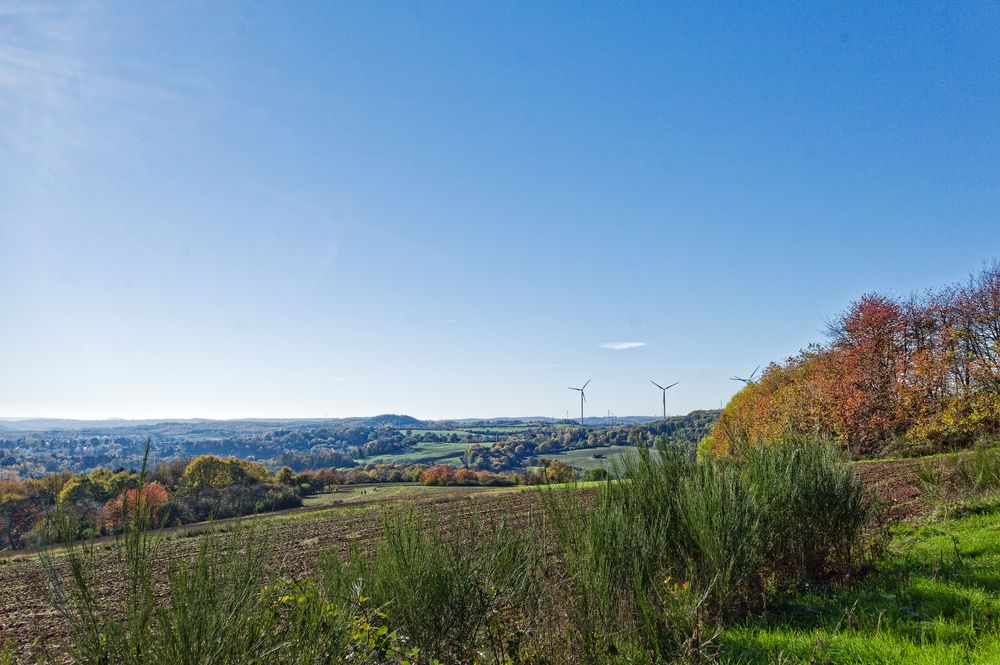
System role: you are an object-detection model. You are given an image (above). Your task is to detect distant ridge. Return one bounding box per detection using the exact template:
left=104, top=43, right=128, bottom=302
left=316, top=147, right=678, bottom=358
left=364, top=414, right=423, bottom=427
left=0, top=411, right=713, bottom=432
left=0, top=418, right=168, bottom=431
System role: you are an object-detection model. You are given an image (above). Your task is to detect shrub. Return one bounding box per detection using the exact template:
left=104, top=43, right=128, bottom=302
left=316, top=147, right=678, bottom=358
left=735, top=437, right=872, bottom=583
left=586, top=467, right=610, bottom=481
left=101, top=482, right=170, bottom=531
left=46, top=466, right=280, bottom=665
left=544, top=459, right=576, bottom=483
left=543, top=445, right=697, bottom=661
left=319, top=511, right=540, bottom=663
left=543, top=437, right=878, bottom=662
left=952, top=445, right=1000, bottom=495
left=181, top=456, right=269, bottom=491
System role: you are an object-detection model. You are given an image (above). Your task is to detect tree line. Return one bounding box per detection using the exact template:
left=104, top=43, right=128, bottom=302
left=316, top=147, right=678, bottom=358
left=0, top=455, right=301, bottom=551
left=0, top=453, right=583, bottom=552
left=709, top=263, right=1000, bottom=457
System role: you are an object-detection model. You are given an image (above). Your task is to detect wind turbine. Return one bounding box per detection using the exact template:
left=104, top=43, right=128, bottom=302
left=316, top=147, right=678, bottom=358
left=650, top=380, right=678, bottom=420
left=568, top=379, right=590, bottom=426
left=730, top=366, right=761, bottom=385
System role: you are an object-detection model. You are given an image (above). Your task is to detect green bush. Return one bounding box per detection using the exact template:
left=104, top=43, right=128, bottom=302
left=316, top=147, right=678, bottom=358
left=543, top=448, right=701, bottom=662
left=542, top=436, right=878, bottom=662
left=953, top=445, right=1000, bottom=495
left=318, top=511, right=540, bottom=663
left=736, top=437, right=873, bottom=583
left=46, top=506, right=280, bottom=665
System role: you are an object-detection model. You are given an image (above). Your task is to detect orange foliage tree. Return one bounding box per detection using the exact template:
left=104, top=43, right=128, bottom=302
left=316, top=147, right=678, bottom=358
left=101, top=482, right=170, bottom=530
left=710, top=264, right=1000, bottom=457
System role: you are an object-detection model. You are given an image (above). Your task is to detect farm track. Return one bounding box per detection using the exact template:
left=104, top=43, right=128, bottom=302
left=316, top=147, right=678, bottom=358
left=0, top=457, right=932, bottom=660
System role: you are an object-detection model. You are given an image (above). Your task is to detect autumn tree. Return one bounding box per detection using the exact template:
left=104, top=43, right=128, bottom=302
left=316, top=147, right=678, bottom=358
left=181, top=456, right=269, bottom=491
left=544, top=460, right=576, bottom=484
left=0, top=480, right=45, bottom=550
left=710, top=264, right=1000, bottom=457
left=275, top=466, right=295, bottom=486
left=101, top=482, right=170, bottom=530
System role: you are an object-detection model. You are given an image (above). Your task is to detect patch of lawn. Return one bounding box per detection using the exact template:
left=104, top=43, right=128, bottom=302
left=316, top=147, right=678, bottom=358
left=544, top=445, right=646, bottom=471
left=357, top=441, right=472, bottom=465
left=718, top=496, right=1000, bottom=664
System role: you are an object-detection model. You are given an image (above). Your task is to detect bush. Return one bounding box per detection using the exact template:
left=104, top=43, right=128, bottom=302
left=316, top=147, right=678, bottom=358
left=542, top=445, right=698, bottom=661
left=46, top=479, right=280, bottom=664
left=586, top=467, right=609, bottom=481
left=318, top=511, right=540, bottom=663
left=101, top=482, right=170, bottom=531
left=952, top=445, right=1000, bottom=495
left=542, top=437, right=878, bottom=662
left=735, top=437, right=873, bottom=583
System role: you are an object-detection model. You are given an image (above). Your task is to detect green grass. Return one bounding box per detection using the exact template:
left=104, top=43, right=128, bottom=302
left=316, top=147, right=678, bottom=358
left=858, top=440, right=1000, bottom=464
left=464, top=425, right=534, bottom=433
left=357, top=441, right=472, bottom=465
left=718, top=496, right=1000, bottom=664
left=544, top=444, right=647, bottom=470
left=400, top=428, right=475, bottom=436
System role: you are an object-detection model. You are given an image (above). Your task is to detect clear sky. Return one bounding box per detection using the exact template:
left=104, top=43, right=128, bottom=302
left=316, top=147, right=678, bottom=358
left=1, top=2, right=998, bottom=420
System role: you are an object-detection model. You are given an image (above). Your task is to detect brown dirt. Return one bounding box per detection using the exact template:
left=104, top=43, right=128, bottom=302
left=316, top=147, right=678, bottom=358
left=0, top=458, right=932, bottom=661
left=854, top=457, right=928, bottom=521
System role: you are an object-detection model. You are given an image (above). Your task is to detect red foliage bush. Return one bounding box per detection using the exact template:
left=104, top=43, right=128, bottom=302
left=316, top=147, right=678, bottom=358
left=101, top=482, right=170, bottom=530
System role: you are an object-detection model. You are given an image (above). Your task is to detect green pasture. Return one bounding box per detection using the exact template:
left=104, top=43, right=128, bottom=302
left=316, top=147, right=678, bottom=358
left=544, top=445, right=647, bottom=470
left=357, top=441, right=471, bottom=465
left=400, top=429, right=475, bottom=437
left=718, top=496, right=1000, bottom=664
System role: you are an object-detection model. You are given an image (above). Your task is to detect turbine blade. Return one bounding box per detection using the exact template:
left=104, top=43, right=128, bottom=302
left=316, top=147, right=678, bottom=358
left=650, top=380, right=664, bottom=390
left=665, top=382, right=678, bottom=390
left=582, top=379, right=591, bottom=390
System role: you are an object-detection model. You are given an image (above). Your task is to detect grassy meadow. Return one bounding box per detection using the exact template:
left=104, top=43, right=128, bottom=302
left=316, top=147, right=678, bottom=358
left=719, top=498, right=1000, bottom=663
left=357, top=441, right=471, bottom=465
left=542, top=445, right=647, bottom=470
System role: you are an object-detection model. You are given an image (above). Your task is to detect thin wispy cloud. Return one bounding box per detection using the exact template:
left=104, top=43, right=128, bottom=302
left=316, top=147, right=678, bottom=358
left=599, top=341, right=647, bottom=350
left=0, top=3, right=205, bottom=182
left=248, top=180, right=436, bottom=262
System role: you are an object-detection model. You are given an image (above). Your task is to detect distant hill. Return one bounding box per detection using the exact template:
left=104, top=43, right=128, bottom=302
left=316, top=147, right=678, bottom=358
left=443, top=416, right=668, bottom=426
left=365, top=414, right=423, bottom=428
left=0, top=418, right=162, bottom=431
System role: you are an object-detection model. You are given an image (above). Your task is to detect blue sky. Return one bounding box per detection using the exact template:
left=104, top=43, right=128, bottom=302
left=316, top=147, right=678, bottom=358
left=1, top=2, right=997, bottom=420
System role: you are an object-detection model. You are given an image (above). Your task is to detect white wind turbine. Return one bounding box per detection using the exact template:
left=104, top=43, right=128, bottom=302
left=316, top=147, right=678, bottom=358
left=650, top=380, right=678, bottom=420
left=730, top=365, right=761, bottom=385
left=568, top=379, right=590, bottom=426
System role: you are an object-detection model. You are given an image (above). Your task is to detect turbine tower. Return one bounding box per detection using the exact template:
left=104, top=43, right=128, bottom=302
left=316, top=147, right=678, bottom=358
left=568, top=379, right=590, bottom=426
left=650, top=380, right=678, bottom=420
left=730, top=365, right=761, bottom=385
